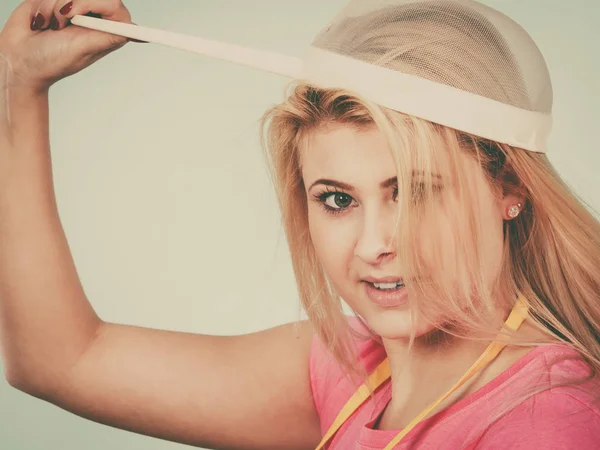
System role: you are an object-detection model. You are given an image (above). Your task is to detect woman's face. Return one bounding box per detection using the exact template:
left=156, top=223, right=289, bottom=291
left=301, top=123, right=517, bottom=340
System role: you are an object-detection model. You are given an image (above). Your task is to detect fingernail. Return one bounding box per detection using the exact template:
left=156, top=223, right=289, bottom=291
left=50, top=15, right=59, bottom=30
left=60, top=2, right=73, bottom=16
left=32, top=13, right=45, bottom=30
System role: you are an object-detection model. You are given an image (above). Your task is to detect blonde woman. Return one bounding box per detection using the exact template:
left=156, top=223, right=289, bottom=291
left=1, top=1, right=599, bottom=449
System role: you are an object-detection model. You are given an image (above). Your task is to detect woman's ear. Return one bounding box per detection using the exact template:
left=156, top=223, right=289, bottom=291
left=501, top=194, right=526, bottom=220
left=497, top=163, right=526, bottom=221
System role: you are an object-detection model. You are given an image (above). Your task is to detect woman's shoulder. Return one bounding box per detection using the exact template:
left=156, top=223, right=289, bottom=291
left=520, top=343, right=600, bottom=400
left=535, top=343, right=600, bottom=415
left=475, top=385, right=600, bottom=449
left=309, top=315, right=385, bottom=374
left=472, top=344, right=600, bottom=448
left=308, top=316, right=385, bottom=417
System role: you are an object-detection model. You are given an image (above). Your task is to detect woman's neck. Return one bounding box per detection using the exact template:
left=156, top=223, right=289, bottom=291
left=376, top=310, right=549, bottom=431
left=378, top=330, right=490, bottom=429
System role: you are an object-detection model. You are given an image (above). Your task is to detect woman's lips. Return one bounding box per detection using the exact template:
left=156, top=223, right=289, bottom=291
left=364, top=281, right=409, bottom=308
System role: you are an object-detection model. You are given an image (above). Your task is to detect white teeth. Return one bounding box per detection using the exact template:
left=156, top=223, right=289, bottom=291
left=373, top=281, right=404, bottom=290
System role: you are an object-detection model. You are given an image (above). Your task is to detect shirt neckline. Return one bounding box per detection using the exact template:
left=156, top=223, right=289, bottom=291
left=356, top=342, right=575, bottom=446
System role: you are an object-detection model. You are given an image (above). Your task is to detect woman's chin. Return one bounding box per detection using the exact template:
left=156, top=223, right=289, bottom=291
left=359, top=307, right=436, bottom=341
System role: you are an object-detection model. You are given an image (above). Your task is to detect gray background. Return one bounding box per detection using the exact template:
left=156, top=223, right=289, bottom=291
left=0, top=1, right=598, bottom=449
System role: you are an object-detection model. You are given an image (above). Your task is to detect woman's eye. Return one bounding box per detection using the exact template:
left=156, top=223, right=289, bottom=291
left=324, top=192, right=354, bottom=210
left=392, top=183, right=443, bottom=203
left=312, top=189, right=356, bottom=215
left=412, top=182, right=443, bottom=202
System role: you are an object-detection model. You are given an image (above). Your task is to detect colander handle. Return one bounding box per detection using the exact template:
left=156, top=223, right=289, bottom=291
left=70, top=14, right=302, bottom=78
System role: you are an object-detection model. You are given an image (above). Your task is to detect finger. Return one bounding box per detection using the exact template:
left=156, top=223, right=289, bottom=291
left=91, top=38, right=127, bottom=59
left=29, top=0, right=49, bottom=31
left=61, top=0, right=135, bottom=51
left=28, top=0, right=71, bottom=32
left=49, top=0, right=75, bottom=30
left=59, top=0, right=132, bottom=23
left=58, top=0, right=133, bottom=49
left=34, top=0, right=61, bottom=31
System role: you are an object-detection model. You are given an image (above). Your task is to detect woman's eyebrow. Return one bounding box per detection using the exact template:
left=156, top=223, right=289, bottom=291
left=380, top=177, right=397, bottom=188
left=308, top=179, right=354, bottom=191
left=382, top=173, right=443, bottom=187
left=308, top=173, right=443, bottom=191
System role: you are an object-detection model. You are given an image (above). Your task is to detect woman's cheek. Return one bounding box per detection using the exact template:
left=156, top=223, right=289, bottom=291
left=309, top=212, right=356, bottom=287
left=418, top=215, right=454, bottom=271
left=309, top=213, right=340, bottom=270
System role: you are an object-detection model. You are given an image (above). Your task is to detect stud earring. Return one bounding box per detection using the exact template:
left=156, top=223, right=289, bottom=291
left=507, top=202, right=523, bottom=219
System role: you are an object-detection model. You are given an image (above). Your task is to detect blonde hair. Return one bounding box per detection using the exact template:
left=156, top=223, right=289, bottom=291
left=260, top=1, right=600, bottom=437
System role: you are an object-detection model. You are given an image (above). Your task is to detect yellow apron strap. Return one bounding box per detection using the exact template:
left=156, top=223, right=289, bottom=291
left=314, top=358, right=392, bottom=450
left=381, top=296, right=529, bottom=449
left=314, top=295, right=529, bottom=450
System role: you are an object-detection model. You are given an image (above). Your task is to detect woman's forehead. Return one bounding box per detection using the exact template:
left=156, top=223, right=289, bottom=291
left=299, top=123, right=458, bottom=184
left=301, top=124, right=387, bottom=163
left=300, top=125, right=395, bottom=184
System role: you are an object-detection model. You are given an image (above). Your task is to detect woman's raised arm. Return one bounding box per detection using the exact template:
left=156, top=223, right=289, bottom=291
left=0, top=2, right=321, bottom=449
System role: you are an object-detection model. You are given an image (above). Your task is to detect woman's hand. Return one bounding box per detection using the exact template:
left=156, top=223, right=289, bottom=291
left=0, top=0, right=135, bottom=93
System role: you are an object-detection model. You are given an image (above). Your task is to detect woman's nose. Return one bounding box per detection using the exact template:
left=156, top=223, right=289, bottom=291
left=354, top=206, right=397, bottom=265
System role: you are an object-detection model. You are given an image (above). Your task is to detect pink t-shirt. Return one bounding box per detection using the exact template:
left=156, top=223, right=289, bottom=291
left=309, top=317, right=600, bottom=449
